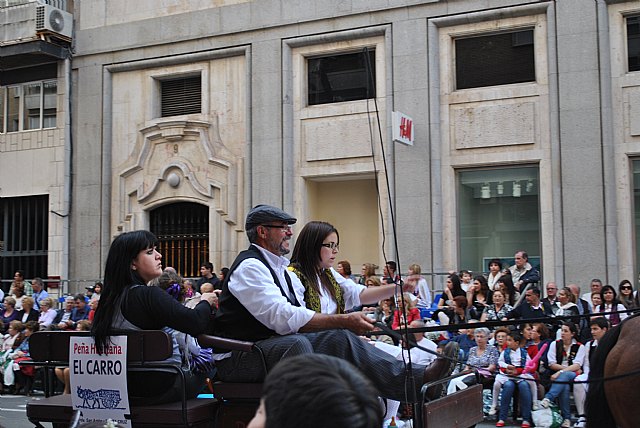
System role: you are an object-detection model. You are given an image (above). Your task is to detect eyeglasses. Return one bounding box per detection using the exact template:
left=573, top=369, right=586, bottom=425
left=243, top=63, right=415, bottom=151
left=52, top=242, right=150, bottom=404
left=621, top=286, right=633, bottom=290
left=261, top=224, right=292, bottom=232
left=321, top=242, right=339, bottom=251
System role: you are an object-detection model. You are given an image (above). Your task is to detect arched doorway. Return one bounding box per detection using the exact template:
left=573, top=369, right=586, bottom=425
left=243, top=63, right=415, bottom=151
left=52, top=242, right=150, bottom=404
left=150, top=202, right=209, bottom=278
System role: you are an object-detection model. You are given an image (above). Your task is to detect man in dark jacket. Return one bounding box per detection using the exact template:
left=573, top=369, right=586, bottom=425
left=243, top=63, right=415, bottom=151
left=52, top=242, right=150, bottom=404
left=509, top=250, right=540, bottom=292
left=52, top=296, right=75, bottom=330
left=504, top=287, right=554, bottom=320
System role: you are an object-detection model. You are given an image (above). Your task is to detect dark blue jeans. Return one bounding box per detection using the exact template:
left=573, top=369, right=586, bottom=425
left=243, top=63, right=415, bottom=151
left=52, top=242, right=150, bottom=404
left=499, top=379, right=532, bottom=423
left=545, top=371, right=576, bottom=419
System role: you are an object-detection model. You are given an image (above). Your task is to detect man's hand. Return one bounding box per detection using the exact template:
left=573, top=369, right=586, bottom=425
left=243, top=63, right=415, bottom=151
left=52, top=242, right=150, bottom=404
left=201, top=292, right=219, bottom=307
left=342, top=312, right=375, bottom=335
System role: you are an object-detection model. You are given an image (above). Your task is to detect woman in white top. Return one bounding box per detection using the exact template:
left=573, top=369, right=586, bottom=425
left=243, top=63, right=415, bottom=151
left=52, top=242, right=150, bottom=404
left=541, top=322, right=586, bottom=427
left=405, top=263, right=432, bottom=309
left=37, top=297, right=57, bottom=328
left=289, top=221, right=395, bottom=314
left=594, top=284, right=628, bottom=327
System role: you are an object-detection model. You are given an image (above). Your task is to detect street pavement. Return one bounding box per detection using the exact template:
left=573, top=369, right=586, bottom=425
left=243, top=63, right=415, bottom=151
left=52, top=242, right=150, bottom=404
left=0, top=392, right=39, bottom=428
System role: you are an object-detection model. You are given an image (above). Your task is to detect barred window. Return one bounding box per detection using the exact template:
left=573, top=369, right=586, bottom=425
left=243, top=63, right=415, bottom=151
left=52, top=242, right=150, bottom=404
left=160, top=75, right=202, bottom=117
left=0, top=195, right=49, bottom=280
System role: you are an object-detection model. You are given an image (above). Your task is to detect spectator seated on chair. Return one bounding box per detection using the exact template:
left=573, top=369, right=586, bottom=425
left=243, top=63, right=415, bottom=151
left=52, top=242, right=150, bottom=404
left=156, top=270, right=216, bottom=377
left=37, top=298, right=57, bottom=329
left=247, top=354, right=382, bottom=428
left=91, top=230, right=219, bottom=405
left=539, top=322, right=585, bottom=428
left=493, top=330, right=535, bottom=428
left=392, top=292, right=421, bottom=330
left=51, top=296, right=75, bottom=330
left=11, top=320, right=39, bottom=395
left=1, top=320, right=24, bottom=393
left=55, top=319, right=93, bottom=394
left=447, top=327, right=498, bottom=394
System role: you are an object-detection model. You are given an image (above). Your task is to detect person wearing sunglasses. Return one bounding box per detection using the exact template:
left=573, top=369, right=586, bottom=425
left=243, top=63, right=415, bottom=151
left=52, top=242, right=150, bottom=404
left=618, top=279, right=637, bottom=310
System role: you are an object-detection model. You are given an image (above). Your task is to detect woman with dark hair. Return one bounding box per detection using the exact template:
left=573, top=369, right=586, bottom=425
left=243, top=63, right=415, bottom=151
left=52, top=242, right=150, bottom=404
left=486, top=258, right=504, bottom=291
left=541, top=322, right=586, bottom=428
left=435, top=274, right=466, bottom=326
left=466, top=275, right=492, bottom=319
left=593, top=284, right=627, bottom=327
left=1, top=297, right=19, bottom=333
left=437, top=274, right=465, bottom=308
left=248, top=354, right=383, bottom=428
left=528, top=322, right=553, bottom=390
left=289, top=221, right=394, bottom=315
left=618, top=279, right=636, bottom=310
left=480, top=289, right=512, bottom=324
left=335, top=260, right=352, bottom=279
left=219, top=267, right=230, bottom=282
left=496, top=275, right=517, bottom=306
left=91, top=230, right=218, bottom=404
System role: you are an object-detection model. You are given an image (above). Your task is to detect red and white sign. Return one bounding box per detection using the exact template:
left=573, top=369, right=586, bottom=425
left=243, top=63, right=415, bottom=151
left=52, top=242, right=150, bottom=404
left=392, top=111, right=414, bottom=146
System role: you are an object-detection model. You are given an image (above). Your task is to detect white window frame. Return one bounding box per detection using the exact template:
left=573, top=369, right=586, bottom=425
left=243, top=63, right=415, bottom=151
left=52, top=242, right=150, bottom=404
left=0, top=79, right=57, bottom=133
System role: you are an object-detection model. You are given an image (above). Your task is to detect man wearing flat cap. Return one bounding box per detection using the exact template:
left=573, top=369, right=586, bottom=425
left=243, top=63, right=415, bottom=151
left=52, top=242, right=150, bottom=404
left=213, top=204, right=456, bottom=402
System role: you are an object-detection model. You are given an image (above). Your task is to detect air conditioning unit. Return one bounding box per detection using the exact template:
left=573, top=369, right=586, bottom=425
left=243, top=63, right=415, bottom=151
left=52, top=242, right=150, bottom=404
left=35, top=4, right=73, bottom=40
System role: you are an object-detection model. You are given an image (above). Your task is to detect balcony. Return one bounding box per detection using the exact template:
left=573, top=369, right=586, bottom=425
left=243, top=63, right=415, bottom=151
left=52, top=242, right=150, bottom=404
left=0, top=0, right=72, bottom=72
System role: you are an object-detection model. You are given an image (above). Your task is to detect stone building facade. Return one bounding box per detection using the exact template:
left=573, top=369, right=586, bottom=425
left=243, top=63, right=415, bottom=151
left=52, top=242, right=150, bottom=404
left=3, top=0, right=640, bottom=292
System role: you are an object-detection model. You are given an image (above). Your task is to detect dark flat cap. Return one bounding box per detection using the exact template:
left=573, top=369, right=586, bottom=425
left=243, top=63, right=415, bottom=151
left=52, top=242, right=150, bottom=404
left=245, top=204, right=297, bottom=230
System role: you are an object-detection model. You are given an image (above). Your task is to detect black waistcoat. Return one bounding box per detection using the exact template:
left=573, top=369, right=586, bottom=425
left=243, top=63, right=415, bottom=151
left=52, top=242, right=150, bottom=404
left=212, top=245, right=299, bottom=342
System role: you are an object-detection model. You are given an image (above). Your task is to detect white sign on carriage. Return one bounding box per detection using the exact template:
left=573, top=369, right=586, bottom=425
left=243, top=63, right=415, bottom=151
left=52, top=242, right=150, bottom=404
left=69, top=336, right=131, bottom=427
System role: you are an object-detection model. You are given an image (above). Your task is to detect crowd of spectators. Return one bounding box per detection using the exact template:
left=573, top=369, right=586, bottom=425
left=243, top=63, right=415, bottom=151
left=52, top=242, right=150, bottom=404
left=2, top=242, right=639, bottom=428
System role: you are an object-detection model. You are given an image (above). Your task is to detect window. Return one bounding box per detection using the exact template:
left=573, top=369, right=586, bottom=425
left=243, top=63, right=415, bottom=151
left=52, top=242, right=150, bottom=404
left=628, top=16, right=640, bottom=72
left=307, top=50, right=376, bottom=105
left=160, top=75, right=202, bottom=117
left=458, top=167, right=540, bottom=272
left=0, top=195, right=49, bottom=280
left=455, top=29, right=535, bottom=90
left=0, top=80, right=57, bottom=133
left=633, top=161, right=640, bottom=276
left=150, top=202, right=209, bottom=277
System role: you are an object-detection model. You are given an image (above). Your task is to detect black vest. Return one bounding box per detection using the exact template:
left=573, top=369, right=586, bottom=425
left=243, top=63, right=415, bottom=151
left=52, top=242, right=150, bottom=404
left=212, top=245, right=299, bottom=342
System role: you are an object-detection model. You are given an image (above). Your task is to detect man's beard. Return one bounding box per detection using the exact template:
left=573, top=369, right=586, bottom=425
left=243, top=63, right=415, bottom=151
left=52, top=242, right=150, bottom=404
left=278, top=238, right=291, bottom=255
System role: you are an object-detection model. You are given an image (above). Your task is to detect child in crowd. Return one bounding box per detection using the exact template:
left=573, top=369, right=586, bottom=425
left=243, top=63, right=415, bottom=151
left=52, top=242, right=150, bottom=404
left=460, top=270, right=473, bottom=292
left=492, top=330, right=535, bottom=428
left=392, top=293, right=420, bottom=330
left=157, top=271, right=215, bottom=376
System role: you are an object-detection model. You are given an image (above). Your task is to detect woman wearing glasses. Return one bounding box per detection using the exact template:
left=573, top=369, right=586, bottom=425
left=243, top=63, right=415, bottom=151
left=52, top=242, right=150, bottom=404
left=289, top=221, right=395, bottom=315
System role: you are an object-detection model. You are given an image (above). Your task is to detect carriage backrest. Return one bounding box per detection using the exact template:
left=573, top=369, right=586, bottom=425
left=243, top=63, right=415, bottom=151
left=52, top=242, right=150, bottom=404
left=29, top=330, right=173, bottom=364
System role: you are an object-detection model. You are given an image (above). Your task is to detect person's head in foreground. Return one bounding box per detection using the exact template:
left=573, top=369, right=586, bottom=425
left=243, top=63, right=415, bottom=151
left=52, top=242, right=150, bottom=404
left=248, top=354, right=383, bottom=428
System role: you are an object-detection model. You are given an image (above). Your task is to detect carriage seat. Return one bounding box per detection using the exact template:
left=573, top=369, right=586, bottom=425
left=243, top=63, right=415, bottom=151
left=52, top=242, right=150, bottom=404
left=25, top=330, right=218, bottom=428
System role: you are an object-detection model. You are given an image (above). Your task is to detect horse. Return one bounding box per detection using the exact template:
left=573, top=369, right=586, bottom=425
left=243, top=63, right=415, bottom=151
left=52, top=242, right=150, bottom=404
left=586, top=313, right=640, bottom=428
